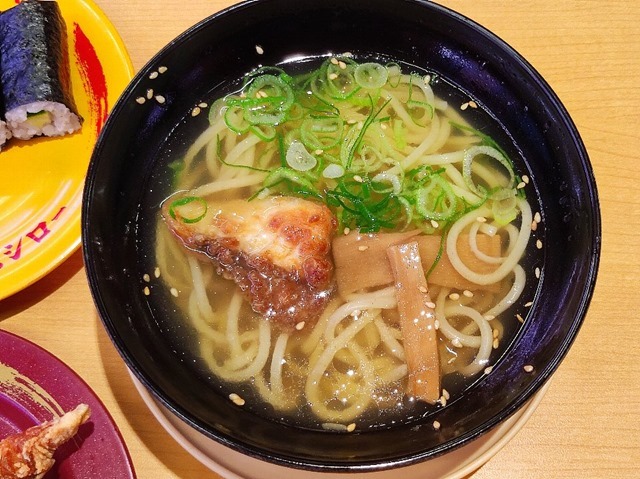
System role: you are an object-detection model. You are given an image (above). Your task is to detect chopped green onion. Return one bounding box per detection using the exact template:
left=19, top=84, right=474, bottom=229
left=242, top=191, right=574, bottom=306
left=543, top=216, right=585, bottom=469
left=492, top=195, right=519, bottom=225
left=407, top=99, right=434, bottom=127
left=225, top=74, right=295, bottom=126
left=300, top=115, right=343, bottom=150
left=322, top=163, right=345, bottom=179
left=450, top=121, right=513, bottom=163
left=372, top=172, right=402, bottom=194
left=250, top=123, right=277, bottom=142
left=463, top=145, right=516, bottom=197
left=206, top=58, right=525, bottom=235
left=168, top=196, right=208, bottom=224
left=386, top=62, right=402, bottom=88
left=263, top=167, right=322, bottom=200
left=343, top=95, right=391, bottom=170
left=354, top=62, right=389, bottom=89
left=324, top=60, right=360, bottom=100
left=393, top=119, right=407, bottom=150
left=414, top=175, right=458, bottom=221
left=286, top=140, right=317, bottom=171
left=223, top=105, right=251, bottom=134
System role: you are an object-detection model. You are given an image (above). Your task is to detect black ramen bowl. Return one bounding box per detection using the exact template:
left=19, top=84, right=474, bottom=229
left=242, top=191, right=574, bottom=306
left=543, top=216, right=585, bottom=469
left=82, top=0, right=600, bottom=472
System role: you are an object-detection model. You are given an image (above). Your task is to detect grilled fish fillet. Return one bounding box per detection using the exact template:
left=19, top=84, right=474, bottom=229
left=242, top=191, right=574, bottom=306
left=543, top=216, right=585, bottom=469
left=163, top=195, right=337, bottom=330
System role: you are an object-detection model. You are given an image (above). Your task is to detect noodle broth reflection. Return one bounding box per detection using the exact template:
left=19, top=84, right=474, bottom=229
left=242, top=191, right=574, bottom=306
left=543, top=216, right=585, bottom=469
left=153, top=57, right=535, bottom=431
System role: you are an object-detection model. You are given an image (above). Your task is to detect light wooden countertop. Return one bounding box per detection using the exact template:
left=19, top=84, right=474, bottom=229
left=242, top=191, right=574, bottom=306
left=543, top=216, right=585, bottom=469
left=2, top=1, right=639, bottom=477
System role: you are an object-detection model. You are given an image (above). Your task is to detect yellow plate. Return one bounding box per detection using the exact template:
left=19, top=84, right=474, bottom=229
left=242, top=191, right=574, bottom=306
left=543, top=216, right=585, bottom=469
left=0, top=0, right=133, bottom=300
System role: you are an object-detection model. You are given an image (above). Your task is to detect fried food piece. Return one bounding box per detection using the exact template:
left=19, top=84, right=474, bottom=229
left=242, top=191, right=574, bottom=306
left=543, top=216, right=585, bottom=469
left=163, top=195, right=337, bottom=330
left=0, top=404, right=91, bottom=479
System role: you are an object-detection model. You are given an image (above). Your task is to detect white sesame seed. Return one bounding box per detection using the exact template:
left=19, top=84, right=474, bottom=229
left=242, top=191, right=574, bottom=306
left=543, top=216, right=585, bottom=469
left=492, top=338, right=500, bottom=349
left=338, top=60, right=347, bottom=70
left=146, top=88, right=154, bottom=99
left=476, top=216, right=487, bottom=223
left=418, top=286, right=428, bottom=293
left=439, top=395, right=447, bottom=406
left=330, top=57, right=339, bottom=65
left=492, top=328, right=499, bottom=339
left=328, top=72, right=338, bottom=80
left=523, top=364, right=534, bottom=373
left=149, top=71, right=159, bottom=79
left=295, top=321, right=306, bottom=331
left=484, top=366, right=493, bottom=374
left=432, top=420, right=441, bottom=430
left=158, top=66, right=168, bottom=74
left=522, top=175, right=530, bottom=184
left=449, top=293, right=460, bottom=300
left=347, top=423, right=356, bottom=432
left=255, top=44, right=264, bottom=55
left=430, top=219, right=439, bottom=228
left=229, top=393, right=245, bottom=406
left=426, top=301, right=436, bottom=309
left=358, top=245, right=369, bottom=252
left=434, top=319, right=440, bottom=330
left=536, top=239, right=543, bottom=249
left=143, top=273, right=150, bottom=282
left=517, top=181, right=526, bottom=189
left=535, top=267, right=541, bottom=279
left=135, top=96, right=146, bottom=104
left=534, top=212, right=541, bottom=223
left=155, top=95, right=166, bottom=104
left=170, top=287, right=179, bottom=297
left=524, top=301, right=533, bottom=307
left=143, top=286, right=150, bottom=296
left=314, top=149, right=323, bottom=155
left=442, top=389, right=450, bottom=400
left=199, top=102, right=208, bottom=108
left=463, top=289, right=474, bottom=298
left=460, top=102, right=469, bottom=110
left=531, top=220, right=538, bottom=231
left=191, top=106, right=201, bottom=117
left=468, top=100, right=478, bottom=109
left=516, top=313, right=525, bottom=323
left=154, top=267, right=161, bottom=278
left=343, top=227, right=351, bottom=235
left=424, top=74, right=431, bottom=84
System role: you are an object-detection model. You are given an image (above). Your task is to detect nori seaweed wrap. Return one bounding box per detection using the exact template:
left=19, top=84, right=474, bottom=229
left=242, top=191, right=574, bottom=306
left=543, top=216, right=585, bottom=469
left=0, top=0, right=81, bottom=140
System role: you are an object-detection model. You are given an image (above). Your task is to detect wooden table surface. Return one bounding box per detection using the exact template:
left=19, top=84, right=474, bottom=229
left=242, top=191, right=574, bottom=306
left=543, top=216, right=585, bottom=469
left=2, top=1, right=639, bottom=477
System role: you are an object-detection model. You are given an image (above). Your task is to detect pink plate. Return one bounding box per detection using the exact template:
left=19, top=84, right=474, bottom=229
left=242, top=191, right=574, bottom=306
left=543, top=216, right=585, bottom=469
left=0, top=330, right=136, bottom=478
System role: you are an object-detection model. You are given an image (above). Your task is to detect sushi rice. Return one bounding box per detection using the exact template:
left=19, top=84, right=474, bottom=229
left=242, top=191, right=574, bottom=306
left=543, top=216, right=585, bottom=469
left=6, top=100, right=81, bottom=140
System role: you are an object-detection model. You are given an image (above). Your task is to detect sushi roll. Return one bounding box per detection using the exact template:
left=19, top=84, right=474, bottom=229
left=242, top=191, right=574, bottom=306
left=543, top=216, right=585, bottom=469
left=0, top=0, right=81, bottom=140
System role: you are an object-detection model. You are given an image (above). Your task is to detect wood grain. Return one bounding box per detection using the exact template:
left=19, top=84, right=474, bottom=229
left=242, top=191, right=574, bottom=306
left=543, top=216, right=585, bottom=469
left=2, top=1, right=639, bottom=477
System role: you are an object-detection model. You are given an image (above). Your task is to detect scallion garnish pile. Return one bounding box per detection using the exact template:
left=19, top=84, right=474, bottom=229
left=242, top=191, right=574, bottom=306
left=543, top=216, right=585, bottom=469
left=183, top=56, right=523, bottom=233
